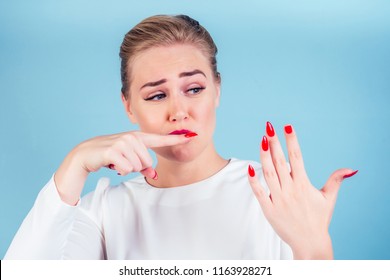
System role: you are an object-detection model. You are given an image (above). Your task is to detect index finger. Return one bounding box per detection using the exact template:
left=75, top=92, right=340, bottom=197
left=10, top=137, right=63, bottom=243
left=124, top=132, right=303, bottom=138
left=135, top=131, right=198, bottom=148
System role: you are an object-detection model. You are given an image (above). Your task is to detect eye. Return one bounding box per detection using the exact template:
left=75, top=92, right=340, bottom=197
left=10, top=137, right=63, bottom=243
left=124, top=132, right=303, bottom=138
left=187, top=87, right=205, bottom=95
left=144, top=93, right=166, bottom=101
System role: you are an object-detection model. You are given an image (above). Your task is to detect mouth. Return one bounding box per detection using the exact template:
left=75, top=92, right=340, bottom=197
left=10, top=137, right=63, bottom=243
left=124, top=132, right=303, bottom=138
left=168, top=129, right=193, bottom=135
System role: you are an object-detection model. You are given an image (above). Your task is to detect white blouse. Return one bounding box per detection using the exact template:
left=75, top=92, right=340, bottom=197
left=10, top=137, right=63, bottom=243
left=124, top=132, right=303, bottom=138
left=5, top=158, right=293, bottom=260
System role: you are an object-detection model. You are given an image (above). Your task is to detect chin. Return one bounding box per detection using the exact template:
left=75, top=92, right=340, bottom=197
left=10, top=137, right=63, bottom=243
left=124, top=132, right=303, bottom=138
left=154, top=145, right=198, bottom=163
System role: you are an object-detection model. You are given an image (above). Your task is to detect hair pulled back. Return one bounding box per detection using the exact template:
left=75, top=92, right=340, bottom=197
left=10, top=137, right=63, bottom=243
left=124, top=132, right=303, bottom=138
left=119, top=15, right=220, bottom=99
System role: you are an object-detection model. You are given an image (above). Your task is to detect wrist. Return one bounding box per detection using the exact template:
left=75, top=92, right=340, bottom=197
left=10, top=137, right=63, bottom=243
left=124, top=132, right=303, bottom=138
left=292, top=233, right=334, bottom=260
left=55, top=148, right=89, bottom=206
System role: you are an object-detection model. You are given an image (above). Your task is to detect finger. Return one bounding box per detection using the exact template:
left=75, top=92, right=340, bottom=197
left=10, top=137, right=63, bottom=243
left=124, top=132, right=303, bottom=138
left=123, top=150, right=143, bottom=172
left=106, top=152, right=133, bottom=176
left=105, top=164, right=115, bottom=170
left=136, top=132, right=198, bottom=148
left=106, top=156, right=157, bottom=179
left=265, top=122, right=291, bottom=188
left=121, top=137, right=153, bottom=170
left=248, top=164, right=273, bottom=217
left=106, top=135, right=148, bottom=174
left=321, top=168, right=358, bottom=201
left=283, top=124, right=308, bottom=182
left=141, top=167, right=158, bottom=180
left=260, top=135, right=282, bottom=197
left=121, top=137, right=157, bottom=179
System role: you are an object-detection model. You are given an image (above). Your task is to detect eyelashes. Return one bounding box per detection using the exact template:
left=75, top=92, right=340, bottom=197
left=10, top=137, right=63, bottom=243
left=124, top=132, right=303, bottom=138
left=187, top=87, right=205, bottom=95
left=144, top=87, right=205, bottom=101
left=144, top=93, right=166, bottom=101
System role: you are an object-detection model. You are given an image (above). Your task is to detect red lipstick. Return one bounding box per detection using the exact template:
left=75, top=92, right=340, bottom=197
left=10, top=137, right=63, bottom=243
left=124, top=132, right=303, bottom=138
left=169, top=129, right=192, bottom=135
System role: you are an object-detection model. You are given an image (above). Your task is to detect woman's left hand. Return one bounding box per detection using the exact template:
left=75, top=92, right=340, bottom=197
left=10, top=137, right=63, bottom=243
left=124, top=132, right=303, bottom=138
left=248, top=122, right=357, bottom=259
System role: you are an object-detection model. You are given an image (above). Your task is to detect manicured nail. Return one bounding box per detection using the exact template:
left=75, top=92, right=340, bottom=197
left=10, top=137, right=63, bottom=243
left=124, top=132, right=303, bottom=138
left=266, top=121, right=275, bottom=137
left=284, top=125, right=293, bottom=134
left=248, top=165, right=255, bottom=177
left=184, top=132, right=198, bottom=138
left=107, top=164, right=115, bottom=170
left=152, top=170, right=158, bottom=180
left=261, top=136, right=269, bottom=151
left=343, top=170, right=358, bottom=179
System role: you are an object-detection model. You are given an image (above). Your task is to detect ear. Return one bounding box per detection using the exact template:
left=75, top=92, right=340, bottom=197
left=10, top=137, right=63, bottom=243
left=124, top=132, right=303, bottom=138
left=121, top=93, right=138, bottom=124
left=214, top=82, right=221, bottom=108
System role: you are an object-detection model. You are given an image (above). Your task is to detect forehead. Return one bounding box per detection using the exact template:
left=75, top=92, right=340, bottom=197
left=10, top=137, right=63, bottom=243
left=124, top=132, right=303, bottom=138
left=130, top=44, right=211, bottom=86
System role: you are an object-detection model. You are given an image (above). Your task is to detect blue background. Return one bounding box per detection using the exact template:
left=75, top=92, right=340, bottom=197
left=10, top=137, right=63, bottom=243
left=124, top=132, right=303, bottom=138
left=1, top=0, right=389, bottom=259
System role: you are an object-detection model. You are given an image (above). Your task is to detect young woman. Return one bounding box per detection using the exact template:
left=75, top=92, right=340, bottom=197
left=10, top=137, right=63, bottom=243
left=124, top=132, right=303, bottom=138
left=5, top=14, right=357, bottom=260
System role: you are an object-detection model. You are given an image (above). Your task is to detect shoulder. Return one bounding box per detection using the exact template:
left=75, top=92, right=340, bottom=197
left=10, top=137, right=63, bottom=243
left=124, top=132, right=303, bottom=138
left=226, top=158, right=263, bottom=174
left=225, top=158, right=268, bottom=190
left=212, top=157, right=264, bottom=186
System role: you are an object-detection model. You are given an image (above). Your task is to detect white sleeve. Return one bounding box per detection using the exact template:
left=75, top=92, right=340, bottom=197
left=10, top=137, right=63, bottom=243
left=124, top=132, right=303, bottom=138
left=4, top=176, right=110, bottom=260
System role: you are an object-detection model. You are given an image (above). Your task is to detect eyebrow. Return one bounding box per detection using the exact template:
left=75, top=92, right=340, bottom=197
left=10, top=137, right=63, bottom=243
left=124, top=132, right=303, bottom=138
left=179, top=69, right=206, bottom=78
left=140, top=69, right=206, bottom=90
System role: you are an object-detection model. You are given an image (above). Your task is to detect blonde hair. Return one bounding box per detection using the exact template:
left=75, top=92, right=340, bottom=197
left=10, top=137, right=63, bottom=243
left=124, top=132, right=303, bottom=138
left=119, top=15, right=220, bottom=99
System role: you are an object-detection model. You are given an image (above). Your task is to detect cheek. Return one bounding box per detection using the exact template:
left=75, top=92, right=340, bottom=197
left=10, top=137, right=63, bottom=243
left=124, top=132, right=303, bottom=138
left=195, top=99, right=217, bottom=128
left=134, top=109, right=165, bottom=132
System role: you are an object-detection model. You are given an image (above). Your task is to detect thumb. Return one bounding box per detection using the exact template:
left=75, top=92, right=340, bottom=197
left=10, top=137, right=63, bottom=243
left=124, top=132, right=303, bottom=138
left=321, top=168, right=358, bottom=200
left=140, top=167, right=158, bottom=180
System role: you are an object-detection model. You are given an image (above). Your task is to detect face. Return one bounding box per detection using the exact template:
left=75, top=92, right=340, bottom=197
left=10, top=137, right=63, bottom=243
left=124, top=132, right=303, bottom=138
left=122, top=44, right=221, bottom=162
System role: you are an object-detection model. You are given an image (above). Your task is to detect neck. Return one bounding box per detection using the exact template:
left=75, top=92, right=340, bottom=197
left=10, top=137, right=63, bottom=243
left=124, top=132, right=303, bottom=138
left=150, top=143, right=228, bottom=188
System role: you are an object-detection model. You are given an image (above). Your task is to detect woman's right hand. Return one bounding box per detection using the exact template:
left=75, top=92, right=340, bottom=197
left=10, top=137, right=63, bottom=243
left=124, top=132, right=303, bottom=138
left=54, top=131, right=195, bottom=205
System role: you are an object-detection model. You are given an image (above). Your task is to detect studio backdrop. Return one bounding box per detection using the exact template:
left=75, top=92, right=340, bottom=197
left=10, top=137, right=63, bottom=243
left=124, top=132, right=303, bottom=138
left=1, top=0, right=389, bottom=259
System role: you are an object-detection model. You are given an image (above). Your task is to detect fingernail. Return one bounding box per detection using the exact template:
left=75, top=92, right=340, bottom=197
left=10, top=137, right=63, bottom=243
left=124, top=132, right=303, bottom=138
left=107, top=164, right=115, bottom=170
left=261, top=136, right=269, bottom=151
left=184, top=132, right=198, bottom=138
left=343, top=170, right=358, bottom=179
left=266, top=121, right=275, bottom=137
left=284, top=125, right=293, bottom=134
left=152, top=170, right=158, bottom=180
left=248, top=165, right=255, bottom=177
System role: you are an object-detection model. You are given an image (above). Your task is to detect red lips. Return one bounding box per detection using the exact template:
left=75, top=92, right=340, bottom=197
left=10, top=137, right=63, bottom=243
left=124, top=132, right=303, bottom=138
left=169, top=129, right=192, bottom=135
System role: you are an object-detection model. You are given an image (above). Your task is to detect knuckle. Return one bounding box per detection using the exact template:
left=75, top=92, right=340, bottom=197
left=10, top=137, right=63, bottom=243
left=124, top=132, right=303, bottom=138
left=122, top=166, right=134, bottom=174
left=288, top=149, right=302, bottom=161
left=121, top=133, right=137, bottom=143
left=103, top=147, right=116, bottom=160
left=253, top=184, right=264, bottom=198
left=132, top=162, right=143, bottom=172
left=143, top=155, right=153, bottom=167
left=274, top=157, right=287, bottom=169
left=114, top=134, right=139, bottom=151
left=112, top=140, right=126, bottom=151
left=263, top=167, right=276, bottom=181
left=334, top=176, right=343, bottom=184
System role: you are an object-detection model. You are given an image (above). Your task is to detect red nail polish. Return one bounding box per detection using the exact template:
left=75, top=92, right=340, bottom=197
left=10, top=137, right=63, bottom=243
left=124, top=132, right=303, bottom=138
left=152, top=170, right=158, bottom=180
left=284, top=125, right=293, bottom=134
left=266, top=121, right=275, bottom=137
left=108, top=164, right=115, bottom=170
left=261, top=136, right=269, bottom=151
left=248, top=165, right=255, bottom=177
left=343, top=170, right=358, bottom=179
left=184, top=132, right=198, bottom=138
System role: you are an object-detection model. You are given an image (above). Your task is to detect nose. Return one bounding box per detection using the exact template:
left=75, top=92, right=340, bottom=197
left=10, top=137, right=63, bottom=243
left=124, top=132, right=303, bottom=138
left=168, top=95, right=188, bottom=122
